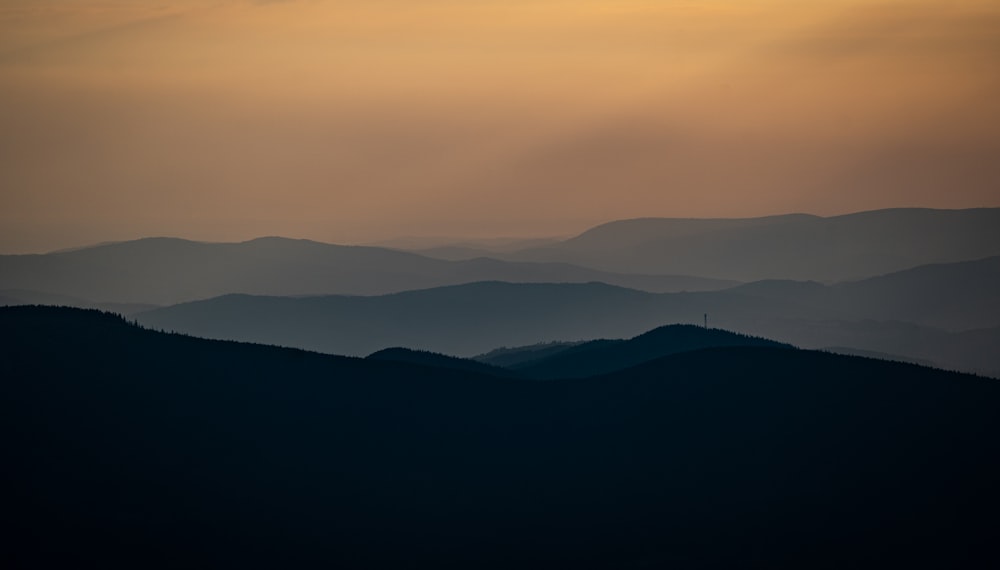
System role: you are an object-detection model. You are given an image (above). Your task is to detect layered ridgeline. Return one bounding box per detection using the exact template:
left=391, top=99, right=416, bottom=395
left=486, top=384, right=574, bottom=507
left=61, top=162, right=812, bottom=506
left=4, top=208, right=999, bottom=307
left=4, top=306, right=999, bottom=568
left=136, top=256, right=1000, bottom=377
left=486, top=207, right=1000, bottom=282
left=0, top=237, right=734, bottom=306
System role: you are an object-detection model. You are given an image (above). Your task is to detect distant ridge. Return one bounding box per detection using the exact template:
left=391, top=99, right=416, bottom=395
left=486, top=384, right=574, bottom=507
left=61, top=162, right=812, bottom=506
left=0, top=236, right=734, bottom=305
left=5, top=208, right=998, bottom=306
left=136, top=281, right=672, bottom=356
left=503, top=207, right=1000, bottom=281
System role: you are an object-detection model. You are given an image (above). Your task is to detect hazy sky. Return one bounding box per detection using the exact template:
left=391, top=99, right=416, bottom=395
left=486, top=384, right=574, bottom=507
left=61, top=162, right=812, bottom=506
left=1, top=0, right=999, bottom=252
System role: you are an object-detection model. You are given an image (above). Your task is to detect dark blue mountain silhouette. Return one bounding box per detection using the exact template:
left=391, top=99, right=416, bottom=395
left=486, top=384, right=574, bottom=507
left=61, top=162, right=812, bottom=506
left=506, top=325, right=793, bottom=379
left=4, top=305, right=1000, bottom=568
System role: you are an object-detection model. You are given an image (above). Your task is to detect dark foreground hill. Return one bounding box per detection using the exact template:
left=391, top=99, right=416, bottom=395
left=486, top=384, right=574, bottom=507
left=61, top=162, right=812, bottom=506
left=3, top=306, right=1000, bottom=568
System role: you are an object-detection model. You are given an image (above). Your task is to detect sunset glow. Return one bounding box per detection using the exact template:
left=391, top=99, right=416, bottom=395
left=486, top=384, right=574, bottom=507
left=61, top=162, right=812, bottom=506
left=2, top=0, right=998, bottom=252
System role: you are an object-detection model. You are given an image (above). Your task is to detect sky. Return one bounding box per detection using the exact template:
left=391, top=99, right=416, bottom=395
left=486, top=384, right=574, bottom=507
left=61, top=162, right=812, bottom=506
left=1, top=0, right=999, bottom=253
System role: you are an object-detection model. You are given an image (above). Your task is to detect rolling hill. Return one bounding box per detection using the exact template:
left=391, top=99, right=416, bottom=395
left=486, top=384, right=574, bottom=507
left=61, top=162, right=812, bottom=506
left=505, top=325, right=793, bottom=379
left=373, top=326, right=791, bottom=381
left=4, top=305, right=999, bottom=568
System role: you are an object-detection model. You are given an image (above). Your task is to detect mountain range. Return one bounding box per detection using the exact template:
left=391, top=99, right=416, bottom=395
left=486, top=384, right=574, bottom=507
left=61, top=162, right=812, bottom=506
left=3, top=208, right=999, bottom=308
left=0, top=236, right=735, bottom=306
left=134, top=255, right=1000, bottom=376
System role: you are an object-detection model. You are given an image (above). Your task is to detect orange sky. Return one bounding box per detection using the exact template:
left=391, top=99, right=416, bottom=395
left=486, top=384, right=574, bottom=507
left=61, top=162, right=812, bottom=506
left=1, top=0, right=999, bottom=253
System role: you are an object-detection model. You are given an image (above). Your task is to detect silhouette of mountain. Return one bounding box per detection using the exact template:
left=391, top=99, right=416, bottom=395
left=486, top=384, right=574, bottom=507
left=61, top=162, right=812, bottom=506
left=5, top=305, right=1000, bottom=568
left=511, top=325, right=793, bottom=379
left=504, top=208, right=1000, bottom=282
left=0, top=237, right=736, bottom=305
left=367, top=347, right=513, bottom=377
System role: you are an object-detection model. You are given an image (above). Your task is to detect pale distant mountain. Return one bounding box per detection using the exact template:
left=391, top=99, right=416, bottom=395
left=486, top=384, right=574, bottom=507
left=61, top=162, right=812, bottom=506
left=502, top=208, right=1000, bottom=282
left=370, top=235, right=563, bottom=253
left=408, top=246, right=504, bottom=261
left=135, top=255, right=1000, bottom=376
left=136, top=282, right=670, bottom=357
left=734, top=320, right=1000, bottom=379
left=4, top=208, right=994, bottom=306
left=0, top=236, right=736, bottom=305
left=728, top=255, right=1000, bottom=331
